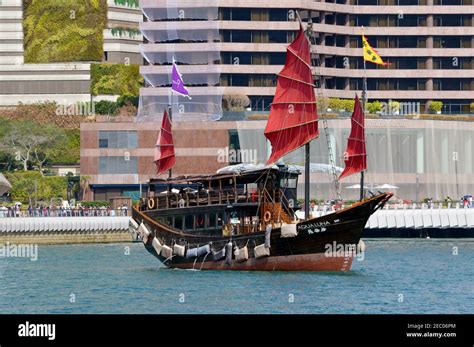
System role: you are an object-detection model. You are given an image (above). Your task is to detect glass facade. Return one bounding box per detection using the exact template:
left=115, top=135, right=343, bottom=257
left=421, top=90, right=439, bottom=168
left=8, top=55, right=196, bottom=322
left=98, top=131, right=138, bottom=149
left=99, top=156, right=138, bottom=174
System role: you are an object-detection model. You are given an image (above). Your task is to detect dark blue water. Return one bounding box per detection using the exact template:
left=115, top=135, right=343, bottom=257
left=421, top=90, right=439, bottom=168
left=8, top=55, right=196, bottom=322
left=0, top=239, right=473, bottom=314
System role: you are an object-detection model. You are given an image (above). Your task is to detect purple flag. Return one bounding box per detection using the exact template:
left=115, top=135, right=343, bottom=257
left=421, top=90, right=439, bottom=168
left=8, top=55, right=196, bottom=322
left=171, top=61, right=191, bottom=99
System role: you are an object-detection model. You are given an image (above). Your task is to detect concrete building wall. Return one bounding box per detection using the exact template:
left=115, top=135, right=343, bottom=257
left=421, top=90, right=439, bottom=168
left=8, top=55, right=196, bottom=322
left=138, top=0, right=473, bottom=116
left=80, top=116, right=474, bottom=202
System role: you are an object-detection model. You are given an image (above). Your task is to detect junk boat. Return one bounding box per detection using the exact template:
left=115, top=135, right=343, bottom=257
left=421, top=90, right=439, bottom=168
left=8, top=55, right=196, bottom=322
left=130, top=20, right=392, bottom=271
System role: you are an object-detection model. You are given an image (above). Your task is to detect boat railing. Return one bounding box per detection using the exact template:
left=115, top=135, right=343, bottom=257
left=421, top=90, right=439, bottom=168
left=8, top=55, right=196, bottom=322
left=140, top=188, right=263, bottom=211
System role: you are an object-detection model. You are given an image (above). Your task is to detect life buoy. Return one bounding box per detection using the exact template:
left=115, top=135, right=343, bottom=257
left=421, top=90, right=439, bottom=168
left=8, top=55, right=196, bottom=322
left=263, top=211, right=272, bottom=222
left=147, top=197, right=155, bottom=210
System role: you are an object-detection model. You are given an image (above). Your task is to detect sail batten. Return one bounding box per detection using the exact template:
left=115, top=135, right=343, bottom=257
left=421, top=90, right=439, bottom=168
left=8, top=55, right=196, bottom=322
left=339, top=95, right=367, bottom=180
left=154, top=110, right=176, bottom=176
left=264, top=25, right=319, bottom=164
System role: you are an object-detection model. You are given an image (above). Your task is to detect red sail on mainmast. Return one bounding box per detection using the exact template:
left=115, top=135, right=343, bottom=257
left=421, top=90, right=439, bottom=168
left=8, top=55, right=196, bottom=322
left=154, top=110, right=176, bottom=175
left=339, top=95, right=367, bottom=180
left=264, top=25, right=319, bottom=164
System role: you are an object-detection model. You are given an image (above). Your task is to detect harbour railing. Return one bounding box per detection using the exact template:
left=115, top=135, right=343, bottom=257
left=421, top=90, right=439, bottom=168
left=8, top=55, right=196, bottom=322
left=0, top=208, right=130, bottom=218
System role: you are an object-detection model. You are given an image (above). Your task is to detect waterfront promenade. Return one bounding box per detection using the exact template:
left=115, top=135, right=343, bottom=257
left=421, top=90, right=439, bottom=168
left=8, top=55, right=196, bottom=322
left=0, top=212, right=132, bottom=244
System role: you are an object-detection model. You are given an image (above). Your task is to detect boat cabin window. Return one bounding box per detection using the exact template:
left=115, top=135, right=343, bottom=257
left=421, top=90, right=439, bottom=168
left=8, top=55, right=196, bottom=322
left=280, top=178, right=297, bottom=189
left=174, top=215, right=183, bottom=229
left=196, top=214, right=205, bottom=229
left=208, top=213, right=217, bottom=228
left=217, top=212, right=225, bottom=227
left=185, top=215, right=193, bottom=230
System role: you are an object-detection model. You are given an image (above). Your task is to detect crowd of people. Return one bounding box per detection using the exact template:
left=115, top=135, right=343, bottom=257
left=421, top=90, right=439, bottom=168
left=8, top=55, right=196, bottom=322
left=0, top=203, right=130, bottom=218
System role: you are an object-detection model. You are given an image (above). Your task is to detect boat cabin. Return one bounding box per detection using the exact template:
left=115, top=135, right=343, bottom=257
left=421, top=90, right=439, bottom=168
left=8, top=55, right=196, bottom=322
left=137, top=164, right=300, bottom=236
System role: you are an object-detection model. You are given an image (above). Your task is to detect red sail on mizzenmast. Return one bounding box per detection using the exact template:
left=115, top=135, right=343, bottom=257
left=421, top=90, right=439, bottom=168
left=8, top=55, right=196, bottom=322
left=339, top=95, right=367, bottom=180
left=264, top=25, right=319, bottom=164
left=154, top=110, right=176, bottom=175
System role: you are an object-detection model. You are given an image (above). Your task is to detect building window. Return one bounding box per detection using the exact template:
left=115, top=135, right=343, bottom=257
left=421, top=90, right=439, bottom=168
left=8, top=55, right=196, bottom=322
left=98, top=131, right=138, bottom=149
left=98, top=156, right=138, bottom=174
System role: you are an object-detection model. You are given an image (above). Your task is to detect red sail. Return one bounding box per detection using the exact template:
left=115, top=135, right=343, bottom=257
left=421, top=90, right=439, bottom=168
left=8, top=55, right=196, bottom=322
left=264, top=25, right=318, bottom=164
left=154, top=110, right=176, bottom=175
left=339, top=95, right=367, bottom=180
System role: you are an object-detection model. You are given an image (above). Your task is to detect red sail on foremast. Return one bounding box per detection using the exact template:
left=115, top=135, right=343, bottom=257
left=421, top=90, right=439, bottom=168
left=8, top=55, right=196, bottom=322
left=154, top=110, right=176, bottom=175
left=339, top=95, right=367, bottom=180
left=264, top=25, right=319, bottom=164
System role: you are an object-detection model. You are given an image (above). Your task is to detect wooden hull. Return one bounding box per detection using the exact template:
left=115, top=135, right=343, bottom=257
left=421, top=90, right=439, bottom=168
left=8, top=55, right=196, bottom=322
left=133, top=193, right=391, bottom=272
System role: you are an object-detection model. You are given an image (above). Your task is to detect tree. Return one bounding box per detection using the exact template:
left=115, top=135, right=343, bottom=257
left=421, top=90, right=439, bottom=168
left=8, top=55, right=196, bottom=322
left=3, top=121, right=63, bottom=173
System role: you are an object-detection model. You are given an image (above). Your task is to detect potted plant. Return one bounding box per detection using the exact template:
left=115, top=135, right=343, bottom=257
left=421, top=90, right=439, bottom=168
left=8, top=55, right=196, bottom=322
left=428, top=101, right=443, bottom=114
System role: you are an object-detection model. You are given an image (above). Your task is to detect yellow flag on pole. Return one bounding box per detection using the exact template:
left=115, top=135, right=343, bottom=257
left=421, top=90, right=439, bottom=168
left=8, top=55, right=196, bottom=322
left=362, top=35, right=387, bottom=65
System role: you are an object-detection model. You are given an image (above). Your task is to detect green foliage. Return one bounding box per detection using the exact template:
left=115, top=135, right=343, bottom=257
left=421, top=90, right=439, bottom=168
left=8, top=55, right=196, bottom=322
left=110, top=27, right=141, bottom=38
left=327, top=98, right=355, bottom=112
left=367, top=101, right=383, bottom=114
left=470, top=102, right=474, bottom=113
left=388, top=101, right=400, bottom=113
left=117, top=94, right=139, bottom=108
left=48, top=129, right=81, bottom=165
left=113, top=0, right=139, bottom=7
left=80, top=201, right=110, bottom=207
left=340, top=99, right=355, bottom=112
left=428, top=101, right=443, bottom=113
left=23, top=0, right=107, bottom=63
left=91, top=63, right=143, bottom=96
left=95, top=100, right=119, bottom=115
left=4, top=171, right=67, bottom=203
left=0, top=119, right=80, bottom=171
left=328, top=98, right=342, bottom=111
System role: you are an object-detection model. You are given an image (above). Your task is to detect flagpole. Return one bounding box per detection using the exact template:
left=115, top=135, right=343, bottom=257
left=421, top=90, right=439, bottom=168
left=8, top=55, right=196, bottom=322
left=168, top=103, right=172, bottom=180
left=360, top=29, right=368, bottom=202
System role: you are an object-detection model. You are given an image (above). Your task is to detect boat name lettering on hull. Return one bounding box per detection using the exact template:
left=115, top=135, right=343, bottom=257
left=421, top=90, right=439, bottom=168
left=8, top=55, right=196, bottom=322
left=298, top=221, right=331, bottom=235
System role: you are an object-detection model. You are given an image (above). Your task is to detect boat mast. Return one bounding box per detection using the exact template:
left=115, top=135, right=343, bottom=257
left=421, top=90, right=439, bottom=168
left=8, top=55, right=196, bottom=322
left=168, top=103, right=172, bottom=179
left=360, top=52, right=368, bottom=201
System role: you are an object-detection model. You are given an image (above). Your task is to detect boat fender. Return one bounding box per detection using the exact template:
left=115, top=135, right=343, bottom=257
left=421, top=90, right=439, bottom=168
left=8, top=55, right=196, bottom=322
left=358, top=239, right=366, bottom=253
left=265, top=224, right=272, bottom=248
left=147, top=198, right=155, bottom=210
left=138, top=222, right=152, bottom=244
left=173, top=244, right=185, bottom=257
left=186, top=244, right=210, bottom=258
left=152, top=237, right=162, bottom=255
left=196, top=244, right=210, bottom=257
left=225, top=242, right=233, bottom=265
left=235, top=246, right=249, bottom=262
left=129, top=219, right=139, bottom=230
left=160, top=244, right=173, bottom=259
left=254, top=244, right=270, bottom=258
left=186, top=247, right=198, bottom=258
left=212, top=247, right=226, bottom=261
left=280, top=223, right=298, bottom=238
left=263, top=211, right=272, bottom=222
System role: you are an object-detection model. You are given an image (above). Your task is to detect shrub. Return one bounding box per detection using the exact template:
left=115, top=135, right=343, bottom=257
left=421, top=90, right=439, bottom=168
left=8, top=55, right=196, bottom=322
left=328, top=98, right=342, bottom=111
left=223, top=95, right=250, bottom=111
left=95, top=100, right=119, bottom=115
left=80, top=201, right=110, bottom=207
left=117, top=94, right=139, bottom=108
left=4, top=171, right=67, bottom=204
left=341, top=98, right=355, bottom=112
left=388, top=101, right=400, bottom=114
left=428, top=101, right=443, bottom=113
left=470, top=102, right=474, bottom=113
left=367, top=101, right=382, bottom=114
left=91, top=63, right=143, bottom=96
